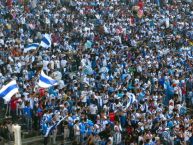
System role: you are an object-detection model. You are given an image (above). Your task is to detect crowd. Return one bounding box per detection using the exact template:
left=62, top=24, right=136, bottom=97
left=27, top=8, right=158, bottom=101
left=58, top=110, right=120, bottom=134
left=0, top=0, right=193, bottom=145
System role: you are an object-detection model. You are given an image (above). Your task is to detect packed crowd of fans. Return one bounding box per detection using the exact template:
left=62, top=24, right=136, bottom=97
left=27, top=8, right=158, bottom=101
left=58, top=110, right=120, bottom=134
left=0, top=0, right=193, bottom=145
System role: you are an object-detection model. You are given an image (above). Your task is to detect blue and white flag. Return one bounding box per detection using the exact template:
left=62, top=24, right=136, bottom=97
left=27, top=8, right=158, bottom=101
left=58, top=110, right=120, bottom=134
left=24, top=43, right=39, bottom=53
left=123, top=93, right=136, bottom=111
left=44, top=123, right=57, bottom=137
left=0, top=80, right=19, bottom=101
left=38, top=71, right=57, bottom=88
left=40, top=34, right=52, bottom=48
left=187, top=50, right=193, bottom=59
left=56, top=117, right=66, bottom=126
left=43, top=116, right=67, bottom=137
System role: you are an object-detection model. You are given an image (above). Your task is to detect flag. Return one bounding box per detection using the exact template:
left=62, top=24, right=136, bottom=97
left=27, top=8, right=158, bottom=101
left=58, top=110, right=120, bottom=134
left=40, top=34, right=51, bottom=48
left=0, top=80, right=19, bottom=101
left=56, top=117, right=66, bottom=126
left=38, top=71, right=57, bottom=88
left=43, top=116, right=67, bottom=137
left=44, top=123, right=57, bottom=137
left=123, top=93, right=136, bottom=111
left=187, top=50, right=193, bottom=59
left=24, top=43, right=39, bottom=53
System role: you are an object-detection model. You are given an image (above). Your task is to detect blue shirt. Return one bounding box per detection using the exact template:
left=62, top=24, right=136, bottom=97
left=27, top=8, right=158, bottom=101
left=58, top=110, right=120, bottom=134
left=42, top=123, right=48, bottom=135
left=79, top=123, right=86, bottom=134
left=23, top=106, right=32, bottom=118
left=189, top=136, right=193, bottom=145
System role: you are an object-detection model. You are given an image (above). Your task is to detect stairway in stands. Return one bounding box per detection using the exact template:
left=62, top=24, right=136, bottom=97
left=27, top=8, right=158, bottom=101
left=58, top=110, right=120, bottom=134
left=0, top=98, right=5, bottom=122
left=6, top=135, right=72, bottom=145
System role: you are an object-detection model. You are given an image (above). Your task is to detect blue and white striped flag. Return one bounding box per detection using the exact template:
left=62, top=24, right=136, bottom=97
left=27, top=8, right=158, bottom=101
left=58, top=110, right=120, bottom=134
left=123, top=93, right=136, bottom=111
left=56, top=117, right=66, bottom=126
left=187, top=50, right=193, bottom=59
left=38, top=71, right=57, bottom=88
left=44, top=123, right=57, bottom=137
left=40, top=34, right=52, bottom=48
left=24, top=43, right=39, bottom=53
left=0, top=80, right=19, bottom=101
left=43, top=116, right=67, bottom=137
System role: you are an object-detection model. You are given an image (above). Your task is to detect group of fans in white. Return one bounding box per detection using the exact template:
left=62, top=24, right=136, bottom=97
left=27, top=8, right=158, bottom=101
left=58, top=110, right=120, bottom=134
left=0, top=0, right=192, bottom=145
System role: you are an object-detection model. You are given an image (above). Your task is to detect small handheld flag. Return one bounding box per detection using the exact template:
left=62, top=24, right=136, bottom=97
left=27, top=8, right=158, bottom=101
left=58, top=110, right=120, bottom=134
left=23, top=43, right=39, bottom=53
left=40, top=34, right=51, bottom=48
left=38, top=71, right=57, bottom=88
left=123, top=93, right=136, bottom=111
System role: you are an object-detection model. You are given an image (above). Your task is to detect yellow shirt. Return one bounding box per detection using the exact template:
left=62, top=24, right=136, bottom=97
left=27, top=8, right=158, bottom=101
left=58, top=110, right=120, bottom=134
left=6, top=24, right=11, bottom=30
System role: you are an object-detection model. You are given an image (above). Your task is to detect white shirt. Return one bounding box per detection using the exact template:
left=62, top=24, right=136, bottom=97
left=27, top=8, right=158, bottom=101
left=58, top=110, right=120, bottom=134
left=184, top=131, right=191, bottom=141
left=74, top=123, right=80, bottom=135
left=108, top=137, right=113, bottom=145
left=50, top=60, right=54, bottom=69
left=26, top=97, right=34, bottom=109
left=61, top=59, right=67, bottom=68
left=89, top=104, right=98, bottom=115
left=55, top=60, right=60, bottom=69
left=43, top=60, right=49, bottom=70
left=81, top=91, right=87, bottom=103
left=0, top=39, right=4, bottom=45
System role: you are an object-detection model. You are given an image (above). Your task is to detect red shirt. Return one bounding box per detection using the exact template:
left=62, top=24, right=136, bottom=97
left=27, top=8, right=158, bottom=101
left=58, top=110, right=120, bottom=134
left=181, top=83, right=186, bottom=95
left=130, top=16, right=135, bottom=25
left=24, top=5, right=30, bottom=13
left=138, top=1, right=144, bottom=10
left=19, top=0, right=23, bottom=4
left=109, top=112, right=115, bottom=122
left=10, top=98, right=18, bottom=110
left=39, top=88, right=45, bottom=97
left=7, top=0, right=13, bottom=9
left=127, top=126, right=132, bottom=135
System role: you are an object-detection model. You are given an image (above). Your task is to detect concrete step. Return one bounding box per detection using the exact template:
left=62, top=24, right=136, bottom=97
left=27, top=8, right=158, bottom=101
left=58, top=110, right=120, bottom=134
left=6, top=135, right=72, bottom=145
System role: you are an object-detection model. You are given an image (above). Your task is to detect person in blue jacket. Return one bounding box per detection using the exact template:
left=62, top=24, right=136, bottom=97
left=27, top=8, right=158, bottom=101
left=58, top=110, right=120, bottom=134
left=23, top=102, right=32, bottom=131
